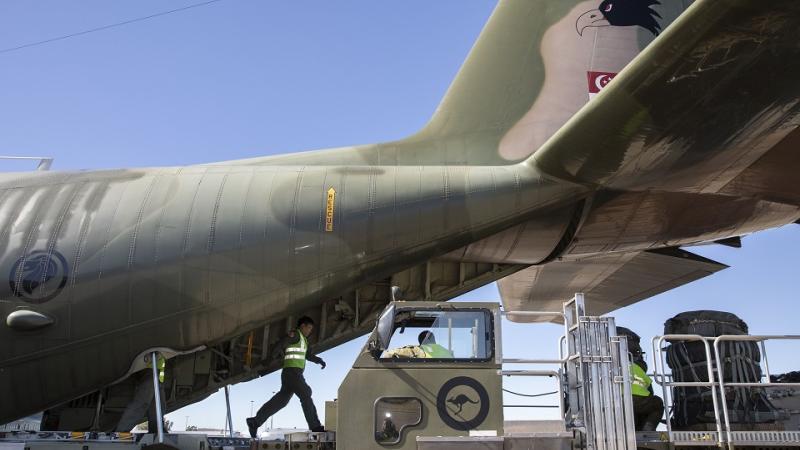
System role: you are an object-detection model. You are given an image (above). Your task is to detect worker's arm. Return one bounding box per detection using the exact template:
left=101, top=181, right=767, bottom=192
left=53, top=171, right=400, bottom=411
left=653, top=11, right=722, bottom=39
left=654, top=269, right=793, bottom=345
left=306, top=344, right=326, bottom=369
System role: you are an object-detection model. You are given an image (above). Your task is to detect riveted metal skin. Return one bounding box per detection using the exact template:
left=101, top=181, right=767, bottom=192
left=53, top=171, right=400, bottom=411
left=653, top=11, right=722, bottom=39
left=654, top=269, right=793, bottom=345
left=3, top=0, right=800, bottom=428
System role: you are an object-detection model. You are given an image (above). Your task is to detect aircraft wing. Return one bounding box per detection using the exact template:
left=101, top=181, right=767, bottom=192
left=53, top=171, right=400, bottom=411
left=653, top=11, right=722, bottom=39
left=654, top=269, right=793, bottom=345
left=532, top=0, right=800, bottom=203
left=499, top=248, right=727, bottom=322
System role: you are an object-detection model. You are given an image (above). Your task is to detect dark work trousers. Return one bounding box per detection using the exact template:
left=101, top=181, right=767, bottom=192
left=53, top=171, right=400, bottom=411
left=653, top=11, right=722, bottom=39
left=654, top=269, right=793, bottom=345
left=254, top=367, right=321, bottom=430
left=632, top=395, right=664, bottom=431
left=116, top=370, right=166, bottom=432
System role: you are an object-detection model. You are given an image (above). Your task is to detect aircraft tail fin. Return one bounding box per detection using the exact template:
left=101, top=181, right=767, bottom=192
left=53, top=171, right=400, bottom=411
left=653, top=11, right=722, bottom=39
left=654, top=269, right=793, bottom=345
left=214, top=0, right=689, bottom=167
left=405, top=0, right=688, bottom=165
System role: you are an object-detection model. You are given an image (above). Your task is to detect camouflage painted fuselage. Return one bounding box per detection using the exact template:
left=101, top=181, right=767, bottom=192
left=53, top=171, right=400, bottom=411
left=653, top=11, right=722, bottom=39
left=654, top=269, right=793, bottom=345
left=0, top=162, right=579, bottom=422
left=3, top=0, right=800, bottom=428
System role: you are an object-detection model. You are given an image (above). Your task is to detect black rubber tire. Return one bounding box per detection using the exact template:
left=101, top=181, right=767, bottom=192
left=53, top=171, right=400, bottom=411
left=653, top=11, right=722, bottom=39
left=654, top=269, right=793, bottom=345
left=664, top=310, right=749, bottom=336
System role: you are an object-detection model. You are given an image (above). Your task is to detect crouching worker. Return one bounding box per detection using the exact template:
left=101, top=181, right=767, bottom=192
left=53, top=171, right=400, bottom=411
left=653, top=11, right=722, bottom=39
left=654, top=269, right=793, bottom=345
left=246, top=316, right=326, bottom=437
left=630, top=360, right=664, bottom=431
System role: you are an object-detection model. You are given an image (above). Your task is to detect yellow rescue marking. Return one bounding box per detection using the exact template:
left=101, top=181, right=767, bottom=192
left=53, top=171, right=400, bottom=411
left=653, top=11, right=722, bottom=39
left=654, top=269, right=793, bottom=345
left=325, top=187, right=336, bottom=232
left=245, top=331, right=254, bottom=367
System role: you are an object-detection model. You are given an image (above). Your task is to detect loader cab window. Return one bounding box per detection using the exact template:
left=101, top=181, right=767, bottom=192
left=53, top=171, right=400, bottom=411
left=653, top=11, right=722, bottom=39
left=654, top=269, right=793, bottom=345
left=378, top=309, right=493, bottom=361
left=374, top=397, right=422, bottom=445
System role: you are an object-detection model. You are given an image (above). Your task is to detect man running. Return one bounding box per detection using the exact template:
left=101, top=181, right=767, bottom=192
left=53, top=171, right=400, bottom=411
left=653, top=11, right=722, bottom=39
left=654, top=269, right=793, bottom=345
left=246, top=316, right=326, bottom=437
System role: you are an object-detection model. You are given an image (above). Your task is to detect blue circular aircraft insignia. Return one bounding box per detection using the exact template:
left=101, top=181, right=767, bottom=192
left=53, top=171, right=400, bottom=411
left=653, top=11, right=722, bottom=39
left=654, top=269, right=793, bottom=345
left=9, top=250, right=69, bottom=304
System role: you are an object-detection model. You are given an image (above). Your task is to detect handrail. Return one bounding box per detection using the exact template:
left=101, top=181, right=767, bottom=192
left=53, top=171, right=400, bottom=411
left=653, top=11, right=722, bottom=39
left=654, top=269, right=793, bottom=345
left=502, top=293, right=638, bottom=447
left=651, top=333, right=800, bottom=448
left=503, top=358, right=567, bottom=364
left=500, top=306, right=569, bottom=419
left=652, top=334, right=723, bottom=443
left=499, top=369, right=560, bottom=377
left=498, top=369, right=565, bottom=418
left=712, top=335, right=800, bottom=447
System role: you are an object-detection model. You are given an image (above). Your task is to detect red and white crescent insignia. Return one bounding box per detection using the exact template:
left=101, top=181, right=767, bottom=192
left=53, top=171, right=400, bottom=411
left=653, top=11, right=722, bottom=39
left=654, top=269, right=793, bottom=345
left=587, top=71, right=618, bottom=99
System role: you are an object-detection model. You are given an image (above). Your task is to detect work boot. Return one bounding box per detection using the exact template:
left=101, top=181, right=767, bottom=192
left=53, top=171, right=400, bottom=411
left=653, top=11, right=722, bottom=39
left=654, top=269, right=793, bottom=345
left=246, top=417, right=258, bottom=439
left=311, top=426, right=325, bottom=433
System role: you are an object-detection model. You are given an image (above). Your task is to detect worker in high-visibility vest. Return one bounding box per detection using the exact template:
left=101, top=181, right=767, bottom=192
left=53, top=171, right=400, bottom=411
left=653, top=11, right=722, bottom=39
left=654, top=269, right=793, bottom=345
left=246, top=316, right=326, bottom=438
left=630, top=360, right=664, bottom=431
left=149, top=354, right=166, bottom=383
left=418, top=331, right=454, bottom=358
left=116, top=353, right=167, bottom=433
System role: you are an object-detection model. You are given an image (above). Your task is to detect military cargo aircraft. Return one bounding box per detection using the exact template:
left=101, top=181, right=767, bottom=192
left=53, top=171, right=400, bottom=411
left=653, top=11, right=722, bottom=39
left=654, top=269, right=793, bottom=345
left=2, top=0, right=799, bottom=430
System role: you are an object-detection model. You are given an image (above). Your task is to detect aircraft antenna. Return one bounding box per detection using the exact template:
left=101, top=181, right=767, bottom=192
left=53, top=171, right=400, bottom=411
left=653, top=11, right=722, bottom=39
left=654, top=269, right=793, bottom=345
left=0, top=0, right=225, bottom=56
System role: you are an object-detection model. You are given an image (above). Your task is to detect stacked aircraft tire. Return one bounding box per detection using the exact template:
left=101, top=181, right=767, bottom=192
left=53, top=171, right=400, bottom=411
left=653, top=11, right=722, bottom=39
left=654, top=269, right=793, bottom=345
left=617, top=326, right=647, bottom=369
left=664, top=311, right=783, bottom=429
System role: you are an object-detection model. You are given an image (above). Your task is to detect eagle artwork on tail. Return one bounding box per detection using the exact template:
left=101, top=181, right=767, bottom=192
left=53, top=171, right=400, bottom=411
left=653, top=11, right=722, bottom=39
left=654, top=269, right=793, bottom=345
left=576, top=0, right=662, bottom=36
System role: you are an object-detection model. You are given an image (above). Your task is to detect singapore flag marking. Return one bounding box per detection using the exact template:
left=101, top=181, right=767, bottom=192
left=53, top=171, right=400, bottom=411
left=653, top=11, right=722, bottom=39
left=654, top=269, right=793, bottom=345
left=587, top=71, right=617, bottom=100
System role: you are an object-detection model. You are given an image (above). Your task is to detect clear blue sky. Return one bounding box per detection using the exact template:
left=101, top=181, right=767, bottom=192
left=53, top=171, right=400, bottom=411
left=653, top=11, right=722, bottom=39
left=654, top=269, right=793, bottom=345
left=1, top=1, right=798, bottom=433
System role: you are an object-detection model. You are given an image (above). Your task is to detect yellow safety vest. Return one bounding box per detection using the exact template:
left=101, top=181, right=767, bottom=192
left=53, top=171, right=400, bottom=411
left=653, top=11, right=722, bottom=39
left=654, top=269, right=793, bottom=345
left=630, top=363, right=652, bottom=397
left=283, top=330, right=308, bottom=370
left=421, top=343, right=454, bottom=358
left=146, top=355, right=166, bottom=383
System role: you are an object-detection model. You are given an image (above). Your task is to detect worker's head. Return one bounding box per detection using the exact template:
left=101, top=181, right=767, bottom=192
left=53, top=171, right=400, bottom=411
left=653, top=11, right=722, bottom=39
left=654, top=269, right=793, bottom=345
left=297, top=316, right=315, bottom=337
left=418, top=331, right=435, bottom=345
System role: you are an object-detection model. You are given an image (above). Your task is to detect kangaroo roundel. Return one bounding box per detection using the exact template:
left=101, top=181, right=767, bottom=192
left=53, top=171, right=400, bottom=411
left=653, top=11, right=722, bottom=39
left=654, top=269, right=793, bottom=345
left=436, top=376, right=490, bottom=431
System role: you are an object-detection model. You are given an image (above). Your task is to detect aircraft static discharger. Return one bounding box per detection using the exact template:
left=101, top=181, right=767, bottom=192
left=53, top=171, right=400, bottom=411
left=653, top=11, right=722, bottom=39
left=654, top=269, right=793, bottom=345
left=2, top=0, right=800, bottom=430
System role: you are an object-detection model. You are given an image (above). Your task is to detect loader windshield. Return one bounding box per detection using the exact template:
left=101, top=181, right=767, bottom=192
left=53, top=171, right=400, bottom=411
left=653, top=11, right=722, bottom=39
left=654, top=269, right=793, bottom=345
left=380, top=309, right=493, bottom=361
